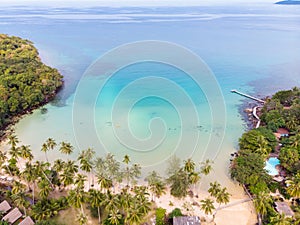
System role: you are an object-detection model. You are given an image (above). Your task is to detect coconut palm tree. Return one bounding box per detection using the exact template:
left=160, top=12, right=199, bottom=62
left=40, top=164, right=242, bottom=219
left=11, top=180, right=25, bottom=195
left=103, top=191, right=120, bottom=212
left=133, top=185, right=149, bottom=201
left=105, top=153, right=120, bottom=191
left=60, top=169, right=74, bottom=189
left=76, top=211, right=88, bottom=225
left=107, top=209, right=123, bottom=225
left=133, top=194, right=151, bottom=216
left=255, top=135, right=270, bottom=158
left=145, top=171, right=165, bottom=200
left=212, top=187, right=231, bottom=220
left=215, top=187, right=230, bottom=206
left=125, top=203, right=144, bottom=225
left=0, top=150, right=7, bottom=165
left=200, top=159, right=213, bottom=176
left=46, top=138, right=57, bottom=150
left=38, top=179, right=52, bottom=199
left=118, top=188, right=132, bottom=211
left=34, top=160, right=53, bottom=187
left=149, top=180, right=166, bottom=201
left=88, top=189, right=103, bottom=224
left=208, top=181, right=221, bottom=198
left=8, top=134, right=19, bottom=151
left=290, top=133, right=300, bottom=149
left=21, top=162, right=37, bottom=203
left=11, top=191, right=30, bottom=216
left=130, top=163, right=141, bottom=185
left=0, top=151, right=12, bottom=177
left=68, top=185, right=86, bottom=211
left=6, top=157, right=19, bottom=176
left=78, top=158, right=92, bottom=188
left=97, top=174, right=113, bottom=193
left=95, top=157, right=105, bottom=174
left=270, top=213, right=292, bottom=225
left=59, top=141, right=74, bottom=155
left=31, top=198, right=59, bottom=221
left=184, top=158, right=196, bottom=173
left=123, top=154, right=130, bottom=165
left=8, top=142, right=20, bottom=160
left=18, top=145, right=33, bottom=162
left=253, top=191, right=273, bottom=220
left=286, top=172, right=300, bottom=199
left=74, top=174, right=87, bottom=189
left=41, top=143, right=49, bottom=162
left=166, top=155, right=181, bottom=176
left=168, top=168, right=189, bottom=198
left=200, top=198, right=215, bottom=215
left=145, top=171, right=161, bottom=184
left=122, top=154, right=132, bottom=186
left=53, top=159, right=65, bottom=173
left=189, top=171, right=201, bottom=195
left=64, top=160, right=78, bottom=175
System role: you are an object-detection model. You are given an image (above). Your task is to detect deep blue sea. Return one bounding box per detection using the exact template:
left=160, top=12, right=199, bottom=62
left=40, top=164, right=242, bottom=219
left=1, top=3, right=299, bottom=188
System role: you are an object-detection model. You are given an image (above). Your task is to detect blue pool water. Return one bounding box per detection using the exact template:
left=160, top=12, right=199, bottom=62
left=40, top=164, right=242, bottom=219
left=265, top=157, right=280, bottom=176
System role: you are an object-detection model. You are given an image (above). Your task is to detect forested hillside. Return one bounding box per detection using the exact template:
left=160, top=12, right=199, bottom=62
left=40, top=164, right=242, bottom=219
left=0, top=34, right=63, bottom=132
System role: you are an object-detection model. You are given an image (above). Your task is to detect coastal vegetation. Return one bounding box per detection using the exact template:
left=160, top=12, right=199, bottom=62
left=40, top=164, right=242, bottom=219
left=0, top=34, right=63, bottom=135
left=0, top=136, right=231, bottom=224
left=231, top=87, right=300, bottom=224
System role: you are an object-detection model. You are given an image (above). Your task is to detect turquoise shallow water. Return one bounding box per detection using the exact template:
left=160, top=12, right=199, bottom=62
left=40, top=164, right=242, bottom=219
left=1, top=3, right=300, bottom=189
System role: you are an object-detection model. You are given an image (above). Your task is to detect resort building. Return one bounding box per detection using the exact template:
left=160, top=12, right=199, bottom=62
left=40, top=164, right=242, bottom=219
left=2, top=207, right=22, bottom=224
left=0, top=200, right=35, bottom=225
left=274, top=128, right=289, bottom=139
left=19, top=216, right=35, bottom=225
left=275, top=202, right=295, bottom=217
left=173, top=216, right=201, bottom=225
left=0, top=200, right=11, bottom=214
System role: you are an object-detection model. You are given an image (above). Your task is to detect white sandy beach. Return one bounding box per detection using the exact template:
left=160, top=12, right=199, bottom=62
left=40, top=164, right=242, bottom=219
left=0, top=137, right=258, bottom=225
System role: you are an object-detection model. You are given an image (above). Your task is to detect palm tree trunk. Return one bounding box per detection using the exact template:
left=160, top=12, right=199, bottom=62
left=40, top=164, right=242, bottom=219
left=213, top=204, right=221, bottom=221
left=45, top=152, right=48, bottom=163
left=23, top=206, right=27, bottom=216
left=97, top=206, right=101, bottom=224
left=81, top=204, right=85, bottom=214
left=41, top=170, right=54, bottom=188
left=258, top=213, right=263, bottom=225
left=6, top=164, right=13, bottom=177
left=32, top=182, right=35, bottom=205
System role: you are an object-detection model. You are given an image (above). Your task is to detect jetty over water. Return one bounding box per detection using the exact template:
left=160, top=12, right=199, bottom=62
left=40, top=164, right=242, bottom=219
left=231, top=89, right=265, bottom=104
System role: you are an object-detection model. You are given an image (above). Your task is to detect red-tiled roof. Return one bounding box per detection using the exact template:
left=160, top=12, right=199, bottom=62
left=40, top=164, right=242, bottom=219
left=277, top=128, right=289, bottom=134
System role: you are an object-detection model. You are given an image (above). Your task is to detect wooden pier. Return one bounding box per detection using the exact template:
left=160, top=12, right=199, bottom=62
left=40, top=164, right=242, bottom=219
left=231, top=89, right=265, bottom=104
left=253, top=106, right=261, bottom=128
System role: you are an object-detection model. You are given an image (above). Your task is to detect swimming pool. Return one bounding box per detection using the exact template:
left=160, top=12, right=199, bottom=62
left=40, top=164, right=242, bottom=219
left=265, top=157, right=280, bottom=176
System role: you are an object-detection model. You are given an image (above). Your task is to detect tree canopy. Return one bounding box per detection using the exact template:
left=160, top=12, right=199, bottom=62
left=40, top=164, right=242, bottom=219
left=0, top=34, right=63, bottom=131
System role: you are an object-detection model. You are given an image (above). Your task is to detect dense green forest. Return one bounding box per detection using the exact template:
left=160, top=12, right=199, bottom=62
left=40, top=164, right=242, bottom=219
left=231, top=87, right=300, bottom=224
left=0, top=34, right=63, bottom=133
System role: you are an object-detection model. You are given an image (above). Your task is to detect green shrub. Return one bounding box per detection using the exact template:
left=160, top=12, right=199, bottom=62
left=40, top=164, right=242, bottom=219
left=156, top=207, right=167, bottom=225
left=168, top=208, right=183, bottom=218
